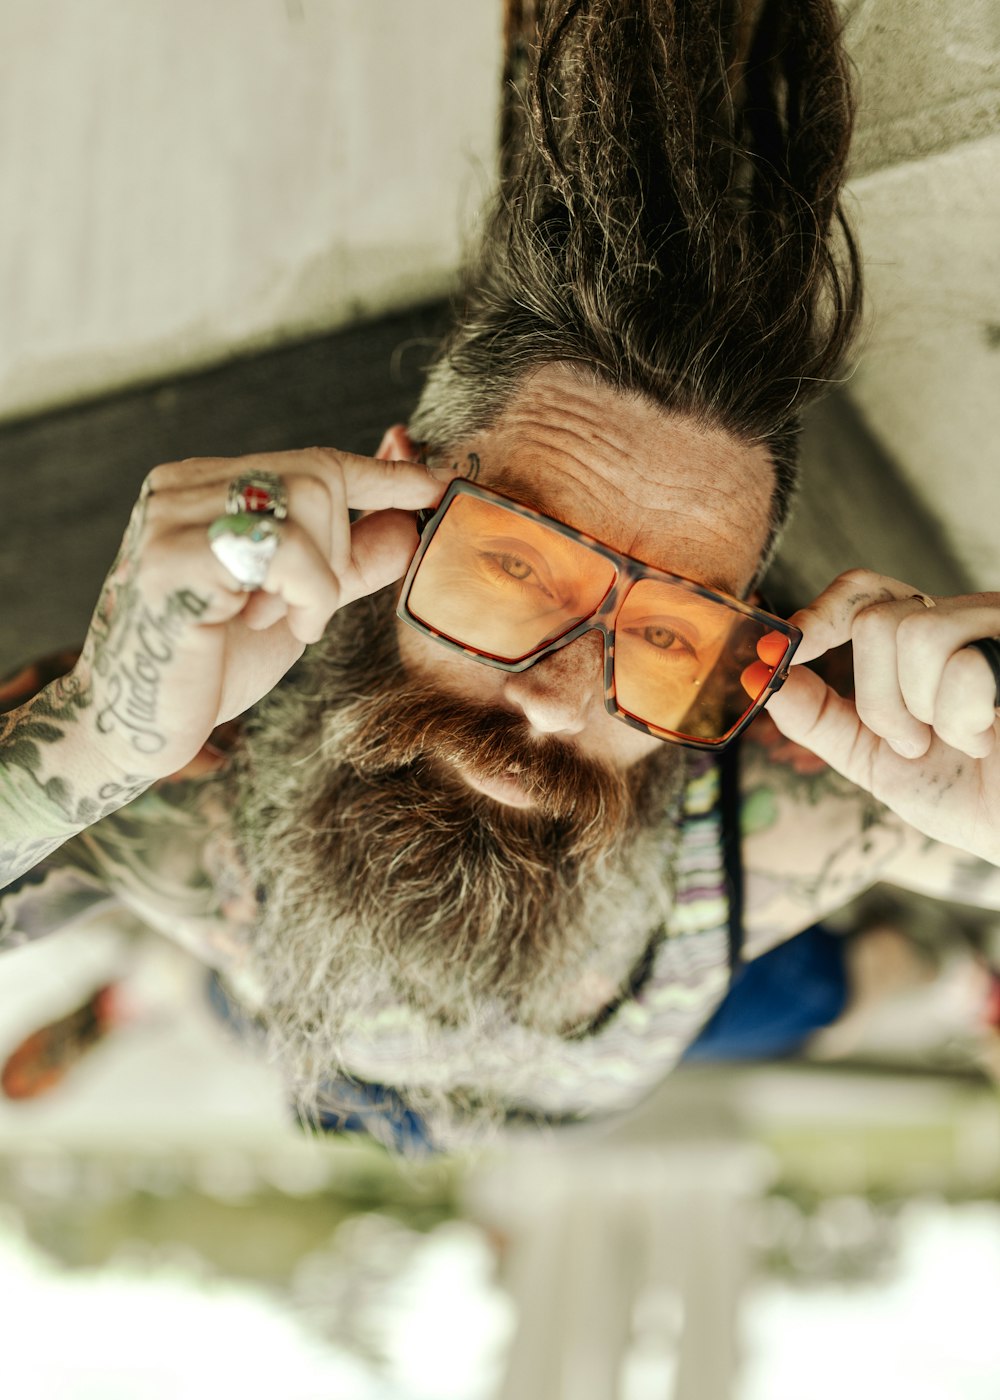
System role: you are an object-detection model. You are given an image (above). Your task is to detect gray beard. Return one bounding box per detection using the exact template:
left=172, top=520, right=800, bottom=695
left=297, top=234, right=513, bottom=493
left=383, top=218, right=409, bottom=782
left=223, top=588, right=688, bottom=1114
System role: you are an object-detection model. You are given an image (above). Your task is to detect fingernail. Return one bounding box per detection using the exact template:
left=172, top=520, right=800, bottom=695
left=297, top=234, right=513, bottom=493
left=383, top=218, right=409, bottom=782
left=890, top=737, right=922, bottom=758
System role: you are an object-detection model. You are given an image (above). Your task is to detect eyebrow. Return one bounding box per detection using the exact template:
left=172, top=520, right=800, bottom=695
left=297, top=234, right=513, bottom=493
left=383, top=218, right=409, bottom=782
left=485, top=463, right=744, bottom=598
left=488, top=464, right=571, bottom=520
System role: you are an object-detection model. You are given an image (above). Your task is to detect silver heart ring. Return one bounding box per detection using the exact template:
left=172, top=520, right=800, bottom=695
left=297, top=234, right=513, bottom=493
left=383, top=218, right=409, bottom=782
left=207, top=514, right=281, bottom=592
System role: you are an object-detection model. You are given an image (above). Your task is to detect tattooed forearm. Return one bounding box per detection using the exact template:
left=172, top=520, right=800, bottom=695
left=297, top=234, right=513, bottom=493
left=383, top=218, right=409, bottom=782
left=0, top=682, right=155, bottom=892
left=739, top=738, right=909, bottom=956
left=879, top=834, right=1000, bottom=912
left=741, top=733, right=1000, bottom=958
left=74, top=486, right=213, bottom=762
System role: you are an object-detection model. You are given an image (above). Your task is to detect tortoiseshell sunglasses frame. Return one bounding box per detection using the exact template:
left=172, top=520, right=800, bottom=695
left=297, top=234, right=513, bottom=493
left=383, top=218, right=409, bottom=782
left=395, top=478, right=801, bottom=751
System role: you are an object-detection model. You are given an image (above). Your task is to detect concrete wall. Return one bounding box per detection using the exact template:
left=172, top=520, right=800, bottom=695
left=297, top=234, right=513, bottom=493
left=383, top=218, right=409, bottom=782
left=847, top=137, right=1000, bottom=586
left=842, top=0, right=1000, bottom=589
left=0, top=0, right=501, bottom=422
left=2, top=0, right=997, bottom=585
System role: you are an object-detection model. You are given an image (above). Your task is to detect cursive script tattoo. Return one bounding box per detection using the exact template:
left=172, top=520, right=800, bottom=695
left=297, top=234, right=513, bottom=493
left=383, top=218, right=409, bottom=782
left=93, top=589, right=210, bottom=756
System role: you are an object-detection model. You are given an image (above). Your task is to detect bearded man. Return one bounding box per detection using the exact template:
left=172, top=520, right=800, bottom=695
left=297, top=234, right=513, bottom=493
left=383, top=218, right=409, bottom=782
left=3, top=0, right=1000, bottom=1155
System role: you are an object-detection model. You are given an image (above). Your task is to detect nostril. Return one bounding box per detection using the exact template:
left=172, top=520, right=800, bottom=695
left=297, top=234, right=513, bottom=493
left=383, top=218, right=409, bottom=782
left=500, top=638, right=603, bottom=736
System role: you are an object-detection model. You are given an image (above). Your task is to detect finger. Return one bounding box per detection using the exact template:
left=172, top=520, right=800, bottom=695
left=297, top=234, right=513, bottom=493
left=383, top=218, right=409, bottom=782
left=932, top=648, right=998, bottom=759
left=143, top=471, right=335, bottom=562
left=785, top=568, right=925, bottom=666
left=764, top=665, right=885, bottom=784
left=266, top=523, right=343, bottom=643
left=325, top=449, right=449, bottom=510
left=850, top=598, right=932, bottom=757
left=242, top=591, right=289, bottom=631
left=322, top=464, right=354, bottom=587
left=191, top=516, right=340, bottom=645
left=148, top=449, right=445, bottom=513
left=896, top=604, right=1000, bottom=723
left=336, top=509, right=422, bottom=610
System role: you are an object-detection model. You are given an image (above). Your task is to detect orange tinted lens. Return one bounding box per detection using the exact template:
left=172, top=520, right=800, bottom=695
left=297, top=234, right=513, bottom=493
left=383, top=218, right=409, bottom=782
left=614, top=580, right=789, bottom=739
left=408, top=494, right=616, bottom=660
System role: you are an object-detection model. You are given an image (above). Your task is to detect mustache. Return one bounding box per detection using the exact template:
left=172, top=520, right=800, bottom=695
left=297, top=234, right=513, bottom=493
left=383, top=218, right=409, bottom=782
left=327, top=677, right=633, bottom=832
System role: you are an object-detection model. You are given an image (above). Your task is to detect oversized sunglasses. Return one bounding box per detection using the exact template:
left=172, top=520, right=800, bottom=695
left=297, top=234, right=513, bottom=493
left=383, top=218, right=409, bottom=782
left=395, top=479, right=801, bottom=750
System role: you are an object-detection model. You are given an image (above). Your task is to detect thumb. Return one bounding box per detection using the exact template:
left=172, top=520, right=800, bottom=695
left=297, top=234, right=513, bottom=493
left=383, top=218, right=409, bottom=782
left=341, top=508, right=421, bottom=606
left=764, top=664, right=881, bottom=786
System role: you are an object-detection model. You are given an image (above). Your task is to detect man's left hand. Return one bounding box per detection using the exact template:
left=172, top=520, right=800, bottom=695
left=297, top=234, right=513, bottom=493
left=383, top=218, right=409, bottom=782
left=763, top=569, right=1000, bottom=865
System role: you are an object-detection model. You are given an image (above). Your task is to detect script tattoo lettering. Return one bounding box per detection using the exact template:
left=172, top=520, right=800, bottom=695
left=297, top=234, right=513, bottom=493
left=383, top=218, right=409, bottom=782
left=94, top=590, right=210, bottom=755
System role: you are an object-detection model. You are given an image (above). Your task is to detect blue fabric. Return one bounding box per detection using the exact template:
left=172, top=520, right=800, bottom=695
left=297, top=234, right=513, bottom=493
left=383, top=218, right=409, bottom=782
left=681, top=923, right=849, bottom=1062
left=204, top=970, right=440, bottom=1155
left=300, top=1081, right=439, bottom=1157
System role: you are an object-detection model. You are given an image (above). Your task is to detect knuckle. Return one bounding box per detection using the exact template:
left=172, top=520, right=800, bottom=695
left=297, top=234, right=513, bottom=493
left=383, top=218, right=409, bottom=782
left=935, top=653, right=994, bottom=743
left=950, top=646, right=989, bottom=687
left=142, top=488, right=173, bottom=526
left=893, top=610, right=937, bottom=664
left=303, top=445, right=344, bottom=477
left=144, top=458, right=207, bottom=494
left=837, top=566, right=879, bottom=592
left=142, top=463, right=171, bottom=495
left=935, top=717, right=976, bottom=754
left=854, top=694, right=899, bottom=733
left=293, top=472, right=332, bottom=517
left=852, top=602, right=898, bottom=644
left=894, top=610, right=925, bottom=644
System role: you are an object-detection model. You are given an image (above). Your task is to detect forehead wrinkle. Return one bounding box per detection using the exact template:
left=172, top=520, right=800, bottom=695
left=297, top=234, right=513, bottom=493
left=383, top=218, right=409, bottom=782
left=467, top=375, right=773, bottom=596
left=482, top=463, right=746, bottom=597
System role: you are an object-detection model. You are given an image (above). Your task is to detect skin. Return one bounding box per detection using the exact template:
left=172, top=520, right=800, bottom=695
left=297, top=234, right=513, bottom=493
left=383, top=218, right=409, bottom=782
left=388, top=362, right=776, bottom=786
left=4, top=360, right=1000, bottom=992
left=370, top=363, right=1000, bottom=957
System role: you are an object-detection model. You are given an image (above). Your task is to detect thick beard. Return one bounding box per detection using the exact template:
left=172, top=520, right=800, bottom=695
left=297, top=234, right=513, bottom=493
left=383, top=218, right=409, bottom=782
left=224, top=588, right=688, bottom=1123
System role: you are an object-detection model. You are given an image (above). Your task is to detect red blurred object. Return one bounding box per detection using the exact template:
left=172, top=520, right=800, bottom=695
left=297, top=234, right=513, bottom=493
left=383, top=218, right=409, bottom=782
left=1, top=985, right=120, bottom=1100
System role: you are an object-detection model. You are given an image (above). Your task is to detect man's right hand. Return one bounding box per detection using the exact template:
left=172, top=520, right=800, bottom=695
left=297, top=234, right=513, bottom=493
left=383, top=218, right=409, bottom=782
left=69, top=447, right=445, bottom=783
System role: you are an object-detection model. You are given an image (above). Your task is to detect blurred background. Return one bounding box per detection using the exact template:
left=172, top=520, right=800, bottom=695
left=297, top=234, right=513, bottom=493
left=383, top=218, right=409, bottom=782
left=1, top=0, right=999, bottom=1396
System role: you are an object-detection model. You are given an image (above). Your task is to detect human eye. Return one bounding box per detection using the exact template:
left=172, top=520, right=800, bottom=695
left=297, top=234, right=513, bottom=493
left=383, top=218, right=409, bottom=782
left=494, top=553, right=536, bottom=582
left=626, top=620, right=698, bottom=661
left=476, top=539, right=558, bottom=601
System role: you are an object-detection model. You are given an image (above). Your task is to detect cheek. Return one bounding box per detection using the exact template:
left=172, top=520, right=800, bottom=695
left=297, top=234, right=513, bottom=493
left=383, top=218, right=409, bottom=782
left=395, top=620, right=504, bottom=702
left=601, top=719, right=665, bottom=771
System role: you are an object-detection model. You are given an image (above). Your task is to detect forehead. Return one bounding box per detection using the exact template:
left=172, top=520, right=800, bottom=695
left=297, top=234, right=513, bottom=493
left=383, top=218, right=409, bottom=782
left=454, top=365, right=775, bottom=596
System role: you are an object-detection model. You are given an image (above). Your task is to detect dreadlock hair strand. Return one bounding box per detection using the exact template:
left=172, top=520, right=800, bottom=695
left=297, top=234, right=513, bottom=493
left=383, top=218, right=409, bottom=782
left=410, top=0, right=863, bottom=570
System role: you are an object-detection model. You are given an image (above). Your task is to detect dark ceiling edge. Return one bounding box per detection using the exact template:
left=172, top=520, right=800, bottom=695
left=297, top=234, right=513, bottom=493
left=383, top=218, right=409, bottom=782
left=0, top=297, right=454, bottom=440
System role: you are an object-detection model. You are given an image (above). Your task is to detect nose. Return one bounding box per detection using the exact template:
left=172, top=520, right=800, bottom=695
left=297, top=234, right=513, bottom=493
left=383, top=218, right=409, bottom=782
left=500, top=630, right=605, bottom=737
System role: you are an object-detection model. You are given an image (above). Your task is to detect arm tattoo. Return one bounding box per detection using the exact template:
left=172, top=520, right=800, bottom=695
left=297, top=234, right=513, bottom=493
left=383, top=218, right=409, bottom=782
left=90, top=587, right=210, bottom=758
left=0, top=684, right=155, bottom=889
left=79, top=496, right=211, bottom=758
left=1, top=495, right=209, bottom=889
left=739, top=742, right=907, bottom=951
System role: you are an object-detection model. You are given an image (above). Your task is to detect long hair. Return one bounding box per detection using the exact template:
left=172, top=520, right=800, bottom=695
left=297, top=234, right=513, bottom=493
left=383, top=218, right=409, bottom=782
left=410, top=0, right=862, bottom=569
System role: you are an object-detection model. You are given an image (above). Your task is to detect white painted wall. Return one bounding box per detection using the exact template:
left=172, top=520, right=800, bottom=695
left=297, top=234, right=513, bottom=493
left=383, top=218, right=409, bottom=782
left=0, top=0, right=501, bottom=421
left=1, top=0, right=997, bottom=584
